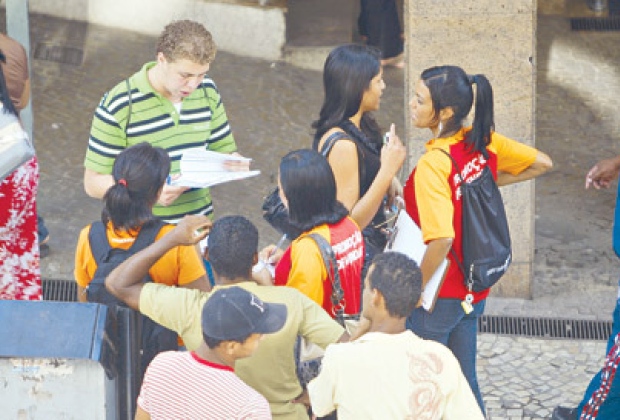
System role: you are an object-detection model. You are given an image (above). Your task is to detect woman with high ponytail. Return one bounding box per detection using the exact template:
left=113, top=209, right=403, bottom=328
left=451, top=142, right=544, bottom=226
left=75, top=142, right=209, bottom=302
left=403, top=65, right=552, bottom=414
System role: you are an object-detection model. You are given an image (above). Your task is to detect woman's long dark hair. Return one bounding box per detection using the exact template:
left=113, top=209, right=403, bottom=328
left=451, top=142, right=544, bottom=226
left=421, top=65, right=494, bottom=157
left=280, top=149, right=348, bottom=233
left=312, top=44, right=382, bottom=149
left=0, top=50, right=18, bottom=117
left=102, top=142, right=170, bottom=231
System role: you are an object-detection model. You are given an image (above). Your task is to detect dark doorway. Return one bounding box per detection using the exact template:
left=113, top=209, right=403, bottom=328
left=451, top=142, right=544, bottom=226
left=286, top=0, right=358, bottom=47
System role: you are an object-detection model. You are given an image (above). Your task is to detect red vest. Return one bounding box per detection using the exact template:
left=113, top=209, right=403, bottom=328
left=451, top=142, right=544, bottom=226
left=275, top=217, right=364, bottom=316
left=404, top=141, right=499, bottom=303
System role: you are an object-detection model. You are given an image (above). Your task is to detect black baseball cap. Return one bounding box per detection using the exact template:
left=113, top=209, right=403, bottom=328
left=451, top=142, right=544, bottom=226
left=202, top=286, right=287, bottom=341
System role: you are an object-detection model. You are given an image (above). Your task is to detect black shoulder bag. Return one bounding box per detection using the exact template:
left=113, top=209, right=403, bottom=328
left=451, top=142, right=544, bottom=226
left=261, top=131, right=349, bottom=240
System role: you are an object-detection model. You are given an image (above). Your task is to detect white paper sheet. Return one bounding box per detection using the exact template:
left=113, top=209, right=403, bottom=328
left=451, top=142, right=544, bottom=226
left=169, top=148, right=260, bottom=188
left=384, top=210, right=448, bottom=312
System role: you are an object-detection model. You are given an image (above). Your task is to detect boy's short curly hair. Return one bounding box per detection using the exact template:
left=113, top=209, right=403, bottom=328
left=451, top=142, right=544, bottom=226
left=368, top=252, right=422, bottom=318
left=157, top=20, right=216, bottom=64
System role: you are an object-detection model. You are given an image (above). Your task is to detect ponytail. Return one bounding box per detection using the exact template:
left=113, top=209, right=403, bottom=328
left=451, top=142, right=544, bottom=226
left=468, top=74, right=494, bottom=158
left=101, top=143, right=170, bottom=231
left=421, top=66, right=496, bottom=158
left=101, top=180, right=154, bottom=232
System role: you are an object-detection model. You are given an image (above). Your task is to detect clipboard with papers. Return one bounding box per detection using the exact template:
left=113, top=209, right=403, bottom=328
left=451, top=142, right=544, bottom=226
left=384, top=210, right=449, bottom=312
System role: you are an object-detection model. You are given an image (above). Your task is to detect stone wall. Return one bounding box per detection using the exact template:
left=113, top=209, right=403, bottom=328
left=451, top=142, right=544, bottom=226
left=1, top=0, right=286, bottom=60
left=404, top=0, right=537, bottom=298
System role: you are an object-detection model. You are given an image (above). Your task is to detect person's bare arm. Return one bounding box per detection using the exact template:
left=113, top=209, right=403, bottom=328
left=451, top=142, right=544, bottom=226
left=157, top=183, right=189, bottom=207
left=134, top=406, right=151, bottom=420
left=327, top=139, right=361, bottom=209
left=105, top=215, right=212, bottom=310
left=420, top=238, right=453, bottom=289
left=180, top=275, right=211, bottom=292
left=585, top=155, right=620, bottom=190
left=325, top=125, right=406, bottom=229
left=496, top=151, right=553, bottom=187
left=77, top=285, right=88, bottom=303
left=84, top=168, right=114, bottom=199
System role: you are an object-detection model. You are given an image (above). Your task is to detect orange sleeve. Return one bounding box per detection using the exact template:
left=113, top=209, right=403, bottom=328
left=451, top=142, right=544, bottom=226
left=148, top=225, right=206, bottom=286
left=174, top=243, right=206, bottom=286
left=74, top=225, right=95, bottom=288
left=414, top=150, right=455, bottom=243
left=489, top=132, right=538, bottom=175
left=286, top=231, right=328, bottom=306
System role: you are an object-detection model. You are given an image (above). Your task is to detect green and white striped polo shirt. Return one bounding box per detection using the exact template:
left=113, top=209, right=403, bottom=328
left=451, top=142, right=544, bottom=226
left=85, top=62, right=237, bottom=222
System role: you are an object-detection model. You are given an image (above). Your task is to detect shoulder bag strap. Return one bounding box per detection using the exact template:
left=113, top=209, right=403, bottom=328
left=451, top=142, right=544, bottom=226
left=306, top=233, right=345, bottom=321
left=320, top=131, right=350, bottom=158
left=321, top=130, right=366, bottom=203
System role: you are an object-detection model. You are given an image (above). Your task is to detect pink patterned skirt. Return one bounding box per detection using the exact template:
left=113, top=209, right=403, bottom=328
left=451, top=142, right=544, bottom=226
left=0, top=156, right=41, bottom=300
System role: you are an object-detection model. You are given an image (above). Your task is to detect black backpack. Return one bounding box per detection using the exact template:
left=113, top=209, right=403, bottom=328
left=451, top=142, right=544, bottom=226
left=87, top=220, right=179, bottom=374
left=438, top=149, right=512, bottom=293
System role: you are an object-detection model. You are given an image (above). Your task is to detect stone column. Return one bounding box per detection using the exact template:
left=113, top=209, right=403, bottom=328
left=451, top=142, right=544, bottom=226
left=6, top=0, right=33, bottom=140
left=404, top=0, right=537, bottom=298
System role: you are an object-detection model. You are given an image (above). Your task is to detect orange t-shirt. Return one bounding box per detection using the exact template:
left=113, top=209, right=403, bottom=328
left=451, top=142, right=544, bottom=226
left=274, top=217, right=364, bottom=316
left=74, top=222, right=205, bottom=288
left=404, top=128, right=538, bottom=302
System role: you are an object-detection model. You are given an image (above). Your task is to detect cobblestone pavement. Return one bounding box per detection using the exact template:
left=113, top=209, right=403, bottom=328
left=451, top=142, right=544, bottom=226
left=13, top=10, right=620, bottom=420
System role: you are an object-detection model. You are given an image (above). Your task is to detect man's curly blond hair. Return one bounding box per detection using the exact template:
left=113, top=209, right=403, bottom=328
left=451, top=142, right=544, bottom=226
left=157, top=20, right=216, bottom=65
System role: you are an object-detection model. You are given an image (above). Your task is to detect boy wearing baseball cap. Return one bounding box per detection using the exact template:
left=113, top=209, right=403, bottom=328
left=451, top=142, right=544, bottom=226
left=136, top=286, right=287, bottom=419
left=107, top=215, right=346, bottom=419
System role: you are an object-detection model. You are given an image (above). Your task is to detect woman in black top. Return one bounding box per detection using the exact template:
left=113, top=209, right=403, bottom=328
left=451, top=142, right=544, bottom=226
left=312, top=44, right=406, bottom=261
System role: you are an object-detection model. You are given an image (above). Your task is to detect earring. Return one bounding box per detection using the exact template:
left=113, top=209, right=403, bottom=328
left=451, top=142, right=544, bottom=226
left=438, top=121, right=443, bottom=135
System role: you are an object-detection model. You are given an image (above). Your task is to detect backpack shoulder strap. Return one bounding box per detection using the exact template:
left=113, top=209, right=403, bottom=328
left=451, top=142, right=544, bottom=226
left=129, top=220, right=167, bottom=253
left=129, top=220, right=167, bottom=284
left=306, top=232, right=344, bottom=319
left=88, top=221, right=112, bottom=264
left=434, top=148, right=463, bottom=181
left=320, top=131, right=351, bottom=158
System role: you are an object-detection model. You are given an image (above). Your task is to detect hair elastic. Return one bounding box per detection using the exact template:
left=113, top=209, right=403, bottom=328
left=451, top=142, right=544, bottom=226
left=118, top=178, right=127, bottom=187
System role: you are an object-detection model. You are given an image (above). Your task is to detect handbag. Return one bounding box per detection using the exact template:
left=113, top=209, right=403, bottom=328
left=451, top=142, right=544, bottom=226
left=0, top=111, right=34, bottom=181
left=261, top=187, right=302, bottom=239
left=261, top=131, right=350, bottom=240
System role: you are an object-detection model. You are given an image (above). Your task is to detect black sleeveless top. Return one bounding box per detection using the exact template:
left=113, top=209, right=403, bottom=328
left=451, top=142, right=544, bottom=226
left=338, top=121, right=387, bottom=247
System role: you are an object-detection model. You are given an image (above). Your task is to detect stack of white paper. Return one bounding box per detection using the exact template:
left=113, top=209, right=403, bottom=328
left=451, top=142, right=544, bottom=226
left=169, top=148, right=260, bottom=188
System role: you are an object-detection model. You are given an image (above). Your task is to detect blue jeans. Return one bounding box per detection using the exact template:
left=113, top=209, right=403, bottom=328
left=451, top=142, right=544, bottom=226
left=577, top=283, right=620, bottom=419
left=406, top=298, right=486, bottom=414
